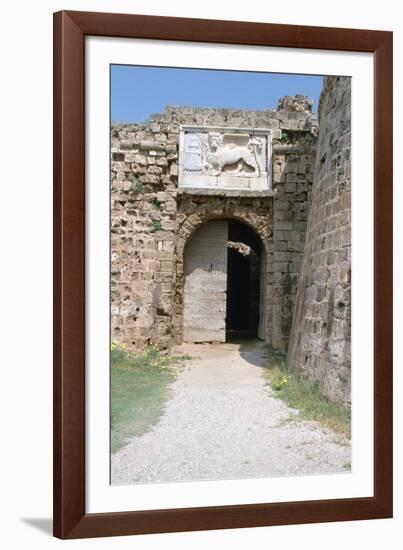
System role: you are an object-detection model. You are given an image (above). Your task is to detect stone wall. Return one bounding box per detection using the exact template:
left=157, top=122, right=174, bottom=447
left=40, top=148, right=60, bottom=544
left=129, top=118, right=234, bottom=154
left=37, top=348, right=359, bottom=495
left=287, top=77, right=351, bottom=404
left=111, top=96, right=318, bottom=350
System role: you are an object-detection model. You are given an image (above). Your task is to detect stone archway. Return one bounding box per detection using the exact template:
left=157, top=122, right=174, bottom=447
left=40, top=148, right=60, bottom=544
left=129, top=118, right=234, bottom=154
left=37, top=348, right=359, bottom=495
left=173, top=203, right=273, bottom=344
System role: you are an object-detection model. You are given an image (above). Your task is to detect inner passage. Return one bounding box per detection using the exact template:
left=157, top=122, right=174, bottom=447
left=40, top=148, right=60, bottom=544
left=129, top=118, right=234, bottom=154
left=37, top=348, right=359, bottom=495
left=226, top=219, right=262, bottom=340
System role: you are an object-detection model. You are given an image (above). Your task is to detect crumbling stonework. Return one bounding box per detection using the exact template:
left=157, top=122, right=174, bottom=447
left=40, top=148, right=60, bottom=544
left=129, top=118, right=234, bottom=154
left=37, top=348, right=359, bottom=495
left=111, top=96, right=318, bottom=351
left=287, top=77, right=351, bottom=404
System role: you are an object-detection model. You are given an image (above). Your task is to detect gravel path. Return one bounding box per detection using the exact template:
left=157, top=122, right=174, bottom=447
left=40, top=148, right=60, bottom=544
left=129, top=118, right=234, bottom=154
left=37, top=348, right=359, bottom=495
left=111, top=341, right=351, bottom=485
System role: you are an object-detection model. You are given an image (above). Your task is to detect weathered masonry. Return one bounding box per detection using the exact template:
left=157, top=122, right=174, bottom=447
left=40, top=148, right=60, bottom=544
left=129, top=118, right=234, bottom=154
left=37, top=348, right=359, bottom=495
left=111, top=94, right=318, bottom=352
left=288, top=77, right=351, bottom=404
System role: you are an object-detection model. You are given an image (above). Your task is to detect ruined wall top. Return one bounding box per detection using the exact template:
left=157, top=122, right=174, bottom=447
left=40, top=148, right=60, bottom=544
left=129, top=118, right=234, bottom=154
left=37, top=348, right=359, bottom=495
left=111, top=95, right=319, bottom=138
left=276, top=94, right=314, bottom=113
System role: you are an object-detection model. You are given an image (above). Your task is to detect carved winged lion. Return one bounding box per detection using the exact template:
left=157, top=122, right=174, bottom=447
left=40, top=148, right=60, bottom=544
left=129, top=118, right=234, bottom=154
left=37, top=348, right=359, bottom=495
left=204, top=132, right=263, bottom=176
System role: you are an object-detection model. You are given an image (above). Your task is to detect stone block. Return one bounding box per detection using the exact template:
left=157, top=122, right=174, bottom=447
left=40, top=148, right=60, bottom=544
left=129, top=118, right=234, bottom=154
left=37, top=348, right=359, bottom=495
left=170, top=163, right=179, bottom=176
left=134, top=154, right=147, bottom=165
left=112, top=161, right=131, bottom=172
left=275, top=200, right=290, bottom=211
left=165, top=144, right=177, bottom=154
left=139, top=141, right=165, bottom=151
left=284, top=182, right=297, bottom=192
left=274, top=262, right=288, bottom=272
left=148, top=165, right=162, bottom=174
left=275, top=221, right=293, bottom=231
left=274, top=210, right=293, bottom=221
left=161, top=220, right=176, bottom=231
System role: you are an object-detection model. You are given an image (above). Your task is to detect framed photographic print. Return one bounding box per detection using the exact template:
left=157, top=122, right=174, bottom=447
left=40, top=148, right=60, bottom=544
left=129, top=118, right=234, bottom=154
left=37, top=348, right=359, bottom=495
left=53, top=10, right=393, bottom=539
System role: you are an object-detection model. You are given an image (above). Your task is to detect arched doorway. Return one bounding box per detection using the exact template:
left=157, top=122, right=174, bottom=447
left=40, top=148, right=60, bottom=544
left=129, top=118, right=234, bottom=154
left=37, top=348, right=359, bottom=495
left=183, top=219, right=266, bottom=343
left=226, top=219, right=263, bottom=340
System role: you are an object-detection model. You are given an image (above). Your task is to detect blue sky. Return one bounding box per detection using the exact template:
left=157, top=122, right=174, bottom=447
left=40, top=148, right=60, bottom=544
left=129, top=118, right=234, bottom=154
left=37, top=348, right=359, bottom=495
left=111, top=65, right=324, bottom=123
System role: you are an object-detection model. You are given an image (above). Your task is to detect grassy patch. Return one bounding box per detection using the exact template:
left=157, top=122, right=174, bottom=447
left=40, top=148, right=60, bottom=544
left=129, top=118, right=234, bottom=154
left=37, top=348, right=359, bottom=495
left=151, top=219, right=162, bottom=231
left=128, top=175, right=145, bottom=195
left=111, top=343, right=190, bottom=453
left=263, top=346, right=351, bottom=438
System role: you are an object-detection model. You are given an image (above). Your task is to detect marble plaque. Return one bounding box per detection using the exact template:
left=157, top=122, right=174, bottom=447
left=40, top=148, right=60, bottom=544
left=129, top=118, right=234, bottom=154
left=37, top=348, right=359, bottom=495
left=179, top=125, right=272, bottom=192
left=183, top=133, right=203, bottom=171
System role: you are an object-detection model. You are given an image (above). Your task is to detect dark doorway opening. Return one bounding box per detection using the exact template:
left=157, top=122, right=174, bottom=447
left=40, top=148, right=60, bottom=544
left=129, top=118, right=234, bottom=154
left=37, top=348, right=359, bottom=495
left=226, top=220, right=262, bottom=340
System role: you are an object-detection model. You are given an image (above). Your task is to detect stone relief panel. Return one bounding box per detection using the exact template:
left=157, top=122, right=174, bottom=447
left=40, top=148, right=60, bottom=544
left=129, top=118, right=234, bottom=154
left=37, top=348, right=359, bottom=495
left=183, top=132, right=203, bottom=171
left=179, top=126, right=272, bottom=191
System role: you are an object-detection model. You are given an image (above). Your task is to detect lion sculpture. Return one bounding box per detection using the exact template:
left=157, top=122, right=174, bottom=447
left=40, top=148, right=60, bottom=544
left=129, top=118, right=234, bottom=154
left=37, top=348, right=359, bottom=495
left=204, top=132, right=263, bottom=176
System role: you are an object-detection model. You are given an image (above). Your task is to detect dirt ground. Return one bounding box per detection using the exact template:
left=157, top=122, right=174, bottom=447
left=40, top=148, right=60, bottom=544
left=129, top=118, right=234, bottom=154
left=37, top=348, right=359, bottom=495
left=111, top=340, right=351, bottom=485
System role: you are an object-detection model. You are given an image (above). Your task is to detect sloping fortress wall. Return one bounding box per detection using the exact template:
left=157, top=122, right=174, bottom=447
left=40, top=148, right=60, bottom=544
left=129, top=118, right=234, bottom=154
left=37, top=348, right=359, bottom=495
left=287, top=77, right=351, bottom=404
left=111, top=96, right=318, bottom=351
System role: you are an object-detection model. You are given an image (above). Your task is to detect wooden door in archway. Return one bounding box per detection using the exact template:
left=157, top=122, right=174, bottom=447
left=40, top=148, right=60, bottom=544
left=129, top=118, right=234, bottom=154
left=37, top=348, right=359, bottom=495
left=183, top=220, right=228, bottom=342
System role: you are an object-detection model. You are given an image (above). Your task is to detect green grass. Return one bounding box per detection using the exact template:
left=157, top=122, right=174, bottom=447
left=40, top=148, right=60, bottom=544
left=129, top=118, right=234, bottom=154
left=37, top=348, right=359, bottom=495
left=128, top=175, right=145, bottom=195
left=263, top=345, right=351, bottom=438
left=111, top=344, right=190, bottom=453
left=151, top=219, right=162, bottom=231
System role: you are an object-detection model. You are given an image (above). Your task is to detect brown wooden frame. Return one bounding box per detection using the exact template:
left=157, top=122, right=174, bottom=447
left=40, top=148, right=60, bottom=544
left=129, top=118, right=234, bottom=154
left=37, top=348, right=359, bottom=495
left=53, top=10, right=393, bottom=539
